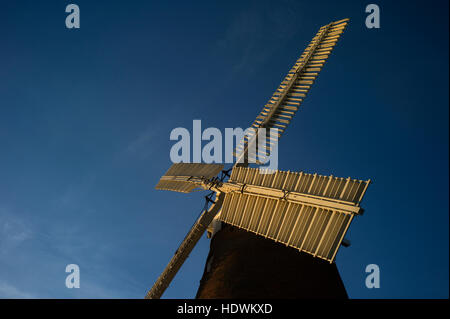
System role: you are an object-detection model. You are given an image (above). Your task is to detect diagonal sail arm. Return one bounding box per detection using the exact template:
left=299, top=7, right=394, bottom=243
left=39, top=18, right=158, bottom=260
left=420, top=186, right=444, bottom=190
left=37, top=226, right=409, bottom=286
left=258, top=24, right=333, bottom=129
left=145, top=193, right=225, bottom=299
left=234, top=18, right=350, bottom=165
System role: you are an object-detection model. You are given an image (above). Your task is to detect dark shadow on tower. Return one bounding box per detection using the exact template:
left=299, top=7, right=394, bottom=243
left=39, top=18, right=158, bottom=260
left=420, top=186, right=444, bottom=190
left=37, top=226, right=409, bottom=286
left=196, top=224, right=348, bottom=299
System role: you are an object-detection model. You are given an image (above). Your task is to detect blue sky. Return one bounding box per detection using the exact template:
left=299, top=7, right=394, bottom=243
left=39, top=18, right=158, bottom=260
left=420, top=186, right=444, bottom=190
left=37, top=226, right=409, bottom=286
left=0, top=0, right=448, bottom=298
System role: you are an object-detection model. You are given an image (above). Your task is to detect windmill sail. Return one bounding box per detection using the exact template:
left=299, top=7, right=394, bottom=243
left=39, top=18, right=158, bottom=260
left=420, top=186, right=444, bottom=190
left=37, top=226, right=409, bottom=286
left=155, top=163, right=224, bottom=193
left=146, top=193, right=225, bottom=299
left=235, top=18, right=349, bottom=164
left=217, top=166, right=370, bottom=262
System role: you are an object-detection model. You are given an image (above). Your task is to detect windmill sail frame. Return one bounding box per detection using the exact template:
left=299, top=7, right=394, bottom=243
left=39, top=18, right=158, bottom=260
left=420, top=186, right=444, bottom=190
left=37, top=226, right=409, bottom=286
left=215, top=167, right=370, bottom=262
left=155, top=163, right=224, bottom=193
left=235, top=18, right=349, bottom=164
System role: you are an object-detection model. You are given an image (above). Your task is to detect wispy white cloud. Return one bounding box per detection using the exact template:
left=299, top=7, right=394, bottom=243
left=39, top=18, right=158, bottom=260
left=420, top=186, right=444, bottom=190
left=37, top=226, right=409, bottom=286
left=0, top=213, right=144, bottom=298
left=126, top=127, right=157, bottom=156
left=0, top=209, right=32, bottom=254
left=0, top=281, right=35, bottom=299
left=121, top=120, right=166, bottom=161
left=216, top=0, right=302, bottom=74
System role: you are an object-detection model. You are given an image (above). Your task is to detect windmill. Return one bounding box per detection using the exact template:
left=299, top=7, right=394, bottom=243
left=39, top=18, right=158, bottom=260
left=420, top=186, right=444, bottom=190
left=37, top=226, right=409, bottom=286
left=145, top=18, right=370, bottom=299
